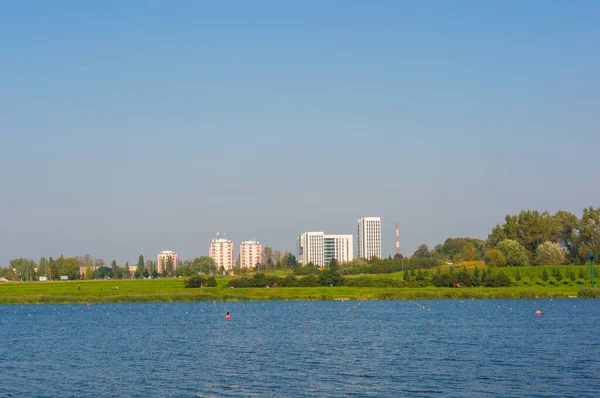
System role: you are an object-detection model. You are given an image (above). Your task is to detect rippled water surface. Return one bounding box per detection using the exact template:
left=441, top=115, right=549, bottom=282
left=1, top=299, right=599, bottom=397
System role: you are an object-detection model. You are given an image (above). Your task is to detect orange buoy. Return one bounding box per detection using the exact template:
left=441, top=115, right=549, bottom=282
left=536, top=310, right=542, bottom=316
left=179, top=321, right=183, bottom=325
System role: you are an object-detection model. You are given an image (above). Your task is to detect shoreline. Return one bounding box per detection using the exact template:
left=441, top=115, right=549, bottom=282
left=0, top=285, right=595, bottom=304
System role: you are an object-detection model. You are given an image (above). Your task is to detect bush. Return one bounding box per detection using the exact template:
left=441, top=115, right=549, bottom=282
left=280, top=276, right=299, bottom=287
left=432, top=273, right=453, bottom=287
left=184, top=275, right=217, bottom=288
left=483, top=272, right=511, bottom=287
left=484, top=249, right=506, bottom=267
left=293, top=264, right=320, bottom=276
left=319, top=269, right=344, bottom=286
left=535, top=241, right=565, bottom=266
left=497, top=240, right=528, bottom=266
left=298, top=275, right=319, bottom=287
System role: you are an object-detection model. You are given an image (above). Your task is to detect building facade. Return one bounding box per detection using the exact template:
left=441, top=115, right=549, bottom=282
left=324, top=234, right=354, bottom=265
left=157, top=250, right=179, bottom=274
left=240, top=240, right=262, bottom=269
left=298, top=232, right=354, bottom=267
left=357, top=217, right=382, bottom=259
left=210, top=237, right=234, bottom=271
left=297, top=232, right=324, bottom=266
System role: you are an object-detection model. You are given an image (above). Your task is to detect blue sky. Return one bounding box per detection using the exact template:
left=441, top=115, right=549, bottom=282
left=1, top=1, right=599, bottom=265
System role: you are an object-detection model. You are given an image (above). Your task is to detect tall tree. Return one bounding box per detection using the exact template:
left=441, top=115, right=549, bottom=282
left=412, top=244, right=432, bottom=259
left=137, top=255, right=145, bottom=277
left=578, top=206, right=600, bottom=263
left=111, top=260, right=118, bottom=279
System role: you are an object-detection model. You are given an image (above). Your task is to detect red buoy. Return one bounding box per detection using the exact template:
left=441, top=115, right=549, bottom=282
left=536, top=310, right=542, bottom=316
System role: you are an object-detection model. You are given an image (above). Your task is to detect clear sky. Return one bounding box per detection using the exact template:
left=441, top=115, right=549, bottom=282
left=1, top=1, right=599, bottom=265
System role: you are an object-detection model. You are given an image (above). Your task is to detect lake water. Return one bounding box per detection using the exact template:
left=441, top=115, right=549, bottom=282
left=1, top=299, right=599, bottom=397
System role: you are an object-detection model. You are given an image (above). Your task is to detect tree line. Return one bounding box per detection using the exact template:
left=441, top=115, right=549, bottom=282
left=408, top=207, right=600, bottom=266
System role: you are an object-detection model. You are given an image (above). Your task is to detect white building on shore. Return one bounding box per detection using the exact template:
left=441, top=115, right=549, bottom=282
left=298, top=232, right=353, bottom=267
left=357, top=217, right=381, bottom=259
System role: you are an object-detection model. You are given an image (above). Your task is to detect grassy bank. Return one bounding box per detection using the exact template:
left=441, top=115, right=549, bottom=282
left=0, top=278, right=590, bottom=304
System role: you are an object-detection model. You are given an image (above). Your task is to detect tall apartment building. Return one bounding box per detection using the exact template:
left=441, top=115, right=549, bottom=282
left=298, top=232, right=354, bottom=267
left=357, top=217, right=382, bottom=259
left=209, top=236, right=234, bottom=271
left=297, top=232, right=324, bottom=266
left=240, top=240, right=262, bottom=269
left=324, top=235, right=353, bottom=265
left=157, top=250, right=179, bottom=274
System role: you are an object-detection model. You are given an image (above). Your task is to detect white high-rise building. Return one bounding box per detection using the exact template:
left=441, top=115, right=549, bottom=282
left=357, top=217, right=382, bottom=259
left=324, top=235, right=353, bottom=265
left=298, top=232, right=353, bottom=267
left=297, top=232, right=324, bottom=266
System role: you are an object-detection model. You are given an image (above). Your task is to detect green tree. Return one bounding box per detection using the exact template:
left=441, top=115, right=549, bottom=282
left=567, top=269, right=576, bottom=282
left=578, top=207, right=600, bottom=264
left=541, top=269, right=549, bottom=284
left=137, top=255, right=145, bottom=277
left=484, top=249, right=506, bottom=267
left=552, top=267, right=563, bottom=281
left=84, top=266, right=93, bottom=280
left=286, top=254, right=298, bottom=267
left=497, top=239, right=528, bottom=266
left=166, top=256, right=174, bottom=276
left=552, top=210, right=581, bottom=264
left=461, top=243, right=478, bottom=261
left=535, top=241, right=565, bottom=266
left=473, top=266, right=481, bottom=282
left=111, top=260, right=118, bottom=279
left=416, top=269, right=424, bottom=281
left=412, top=244, right=432, bottom=259
left=578, top=268, right=585, bottom=280
left=328, top=258, right=339, bottom=271
left=515, top=269, right=522, bottom=282
left=143, top=268, right=149, bottom=278
left=403, top=270, right=410, bottom=281
left=38, top=257, right=48, bottom=277
left=318, top=269, right=344, bottom=286
left=9, top=258, right=36, bottom=281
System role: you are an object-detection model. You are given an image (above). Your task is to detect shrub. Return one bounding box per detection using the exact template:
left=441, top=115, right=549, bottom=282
left=298, top=275, right=319, bottom=287
left=497, top=240, right=528, bottom=266
left=535, top=241, right=565, bottom=266
left=483, top=272, right=511, bottom=287
left=484, top=249, right=506, bottom=267
left=280, top=276, right=299, bottom=287
left=184, top=275, right=217, bottom=288
left=319, top=269, right=344, bottom=286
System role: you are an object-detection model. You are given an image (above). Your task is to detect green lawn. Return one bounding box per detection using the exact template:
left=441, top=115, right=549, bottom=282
left=0, top=276, right=590, bottom=304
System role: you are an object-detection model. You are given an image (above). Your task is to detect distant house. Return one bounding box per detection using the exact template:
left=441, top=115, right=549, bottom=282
left=0, top=277, right=9, bottom=283
left=39, top=276, right=48, bottom=282
left=60, top=276, right=69, bottom=281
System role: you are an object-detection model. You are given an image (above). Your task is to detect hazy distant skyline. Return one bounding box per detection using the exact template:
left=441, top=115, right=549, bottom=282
left=1, top=1, right=599, bottom=265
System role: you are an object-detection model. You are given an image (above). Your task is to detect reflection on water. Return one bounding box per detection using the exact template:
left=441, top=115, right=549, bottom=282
left=1, top=299, right=599, bottom=397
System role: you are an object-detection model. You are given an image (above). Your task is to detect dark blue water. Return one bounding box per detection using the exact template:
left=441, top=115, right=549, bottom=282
left=1, top=299, right=599, bottom=397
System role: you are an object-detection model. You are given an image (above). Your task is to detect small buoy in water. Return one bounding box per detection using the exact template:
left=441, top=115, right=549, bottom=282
left=536, top=310, right=542, bottom=316
left=56, top=323, right=60, bottom=327
left=225, top=312, right=231, bottom=320
left=180, top=321, right=183, bottom=325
